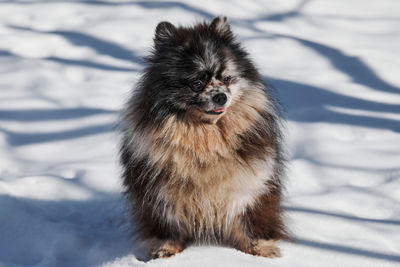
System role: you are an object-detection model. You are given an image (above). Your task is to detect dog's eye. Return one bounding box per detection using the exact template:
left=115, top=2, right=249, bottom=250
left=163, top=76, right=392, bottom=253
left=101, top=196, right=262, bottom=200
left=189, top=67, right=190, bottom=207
left=223, top=76, right=231, bottom=85
left=191, top=80, right=204, bottom=92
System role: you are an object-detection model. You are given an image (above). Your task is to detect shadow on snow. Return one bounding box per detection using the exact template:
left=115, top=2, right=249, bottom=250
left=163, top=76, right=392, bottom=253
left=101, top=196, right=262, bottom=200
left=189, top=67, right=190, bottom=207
left=296, top=238, right=400, bottom=262
left=269, top=78, right=400, bottom=132
left=0, top=194, right=143, bottom=267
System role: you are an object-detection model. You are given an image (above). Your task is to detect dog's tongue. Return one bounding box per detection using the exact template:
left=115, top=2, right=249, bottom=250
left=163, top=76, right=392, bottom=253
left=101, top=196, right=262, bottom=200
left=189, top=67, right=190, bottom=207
left=213, top=108, right=225, bottom=113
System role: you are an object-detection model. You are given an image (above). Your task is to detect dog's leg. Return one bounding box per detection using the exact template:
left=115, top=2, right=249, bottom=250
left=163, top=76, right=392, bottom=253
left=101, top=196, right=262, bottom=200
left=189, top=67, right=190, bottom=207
left=240, top=183, right=290, bottom=257
left=228, top=184, right=286, bottom=258
left=229, top=224, right=281, bottom=258
left=150, top=240, right=185, bottom=259
left=245, top=239, right=281, bottom=258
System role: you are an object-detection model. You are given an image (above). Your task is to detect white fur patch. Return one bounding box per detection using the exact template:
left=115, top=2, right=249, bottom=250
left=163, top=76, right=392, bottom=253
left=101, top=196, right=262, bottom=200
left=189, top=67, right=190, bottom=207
left=194, top=41, right=220, bottom=71
left=224, top=156, right=275, bottom=227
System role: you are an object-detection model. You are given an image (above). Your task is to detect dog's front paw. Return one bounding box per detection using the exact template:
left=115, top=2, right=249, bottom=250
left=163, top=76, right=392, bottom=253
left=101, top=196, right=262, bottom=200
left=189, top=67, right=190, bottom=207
left=249, top=239, right=281, bottom=258
left=151, top=241, right=184, bottom=259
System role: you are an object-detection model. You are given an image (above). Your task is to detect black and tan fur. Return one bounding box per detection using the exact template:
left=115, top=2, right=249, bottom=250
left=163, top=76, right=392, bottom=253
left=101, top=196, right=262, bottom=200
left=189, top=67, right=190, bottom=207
left=120, top=16, right=289, bottom=259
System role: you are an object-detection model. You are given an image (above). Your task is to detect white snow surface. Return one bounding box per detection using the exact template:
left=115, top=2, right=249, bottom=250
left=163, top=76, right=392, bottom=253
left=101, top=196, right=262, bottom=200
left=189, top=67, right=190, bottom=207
left=1, top=0, right=399, bottom=266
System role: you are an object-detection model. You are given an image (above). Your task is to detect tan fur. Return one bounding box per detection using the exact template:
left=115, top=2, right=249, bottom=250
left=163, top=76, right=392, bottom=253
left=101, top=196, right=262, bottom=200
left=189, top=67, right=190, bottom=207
left=151, top=240, right=184, bottom=259
left=247, top=239, right=281, bottom=258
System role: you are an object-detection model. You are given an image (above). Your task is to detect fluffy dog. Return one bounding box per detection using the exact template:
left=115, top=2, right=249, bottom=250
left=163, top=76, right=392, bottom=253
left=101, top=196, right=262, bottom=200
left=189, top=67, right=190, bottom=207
left=120, top=16, right=289, bottom=259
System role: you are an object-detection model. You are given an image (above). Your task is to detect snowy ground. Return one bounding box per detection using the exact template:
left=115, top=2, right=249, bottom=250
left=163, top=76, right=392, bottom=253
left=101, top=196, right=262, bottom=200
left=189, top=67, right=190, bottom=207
left=1, top=0, right=399, bottom=266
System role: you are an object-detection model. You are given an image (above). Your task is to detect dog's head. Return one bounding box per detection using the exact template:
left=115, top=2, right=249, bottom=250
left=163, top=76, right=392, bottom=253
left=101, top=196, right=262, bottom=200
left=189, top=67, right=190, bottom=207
left=146, top=16, right=260, bottom=124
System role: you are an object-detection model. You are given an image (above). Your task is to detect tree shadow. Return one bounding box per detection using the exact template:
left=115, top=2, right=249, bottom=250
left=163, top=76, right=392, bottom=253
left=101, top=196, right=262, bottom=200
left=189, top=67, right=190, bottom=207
left=45, top=56, right=137, bottom=72
left=268, top=78, right=400, bottom=132
left=285, top=206, right=400, bottom=225
left=0, top=194, right=144, bottom=267
left=8, top=0, right=215, bottom=19
left=86, top=0, right=214, bottom=19
left=244, top=0, right=310, bottom=22
left=0, top=107, right=116, bottom=121
left=268, top=34, right=400, bottom=95
left=7, top=25, right=145, bottom=67
left=0, top=48, right=137, bottom=73
left=0, top=49, right=15, bottom=57
left=296, top=238, right=400, bottom=262
left=0, top=106, right=118, bottom=146
left=0, top=123, right=115, bottom=146
left=236, top=2, right=400, bottom=95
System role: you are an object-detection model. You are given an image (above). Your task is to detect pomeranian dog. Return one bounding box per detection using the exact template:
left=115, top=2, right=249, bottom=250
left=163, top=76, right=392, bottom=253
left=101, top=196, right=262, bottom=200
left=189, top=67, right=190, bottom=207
left=120, top=16, right=289, bottom=259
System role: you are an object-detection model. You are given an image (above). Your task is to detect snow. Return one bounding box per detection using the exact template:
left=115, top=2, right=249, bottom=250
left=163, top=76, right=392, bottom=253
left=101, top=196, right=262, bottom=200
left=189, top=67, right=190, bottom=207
left=0, top=0, right=399, bottom=266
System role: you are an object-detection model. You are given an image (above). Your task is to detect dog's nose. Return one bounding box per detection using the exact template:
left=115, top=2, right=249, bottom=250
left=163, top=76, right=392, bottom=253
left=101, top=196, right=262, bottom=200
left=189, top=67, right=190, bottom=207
left=212, top=93, right=227, bottom=106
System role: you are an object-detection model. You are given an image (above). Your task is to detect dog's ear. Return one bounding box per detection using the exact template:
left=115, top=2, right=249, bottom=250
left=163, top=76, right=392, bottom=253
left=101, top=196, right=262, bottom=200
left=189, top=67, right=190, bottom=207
left=210, top=16, right=232, bottom=38
left=154, top=21, right=176, bottom=50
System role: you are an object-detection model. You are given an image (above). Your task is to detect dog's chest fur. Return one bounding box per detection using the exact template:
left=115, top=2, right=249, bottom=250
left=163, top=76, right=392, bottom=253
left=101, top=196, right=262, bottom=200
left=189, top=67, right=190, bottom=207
left=144, top=108, right=275, bottom=236
left=162, top=152, right=274, bottom=237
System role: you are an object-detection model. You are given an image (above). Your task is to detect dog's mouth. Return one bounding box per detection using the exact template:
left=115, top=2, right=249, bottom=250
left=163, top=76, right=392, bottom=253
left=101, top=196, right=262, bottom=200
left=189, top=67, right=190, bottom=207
left=205, top=108, right=225, bottom=115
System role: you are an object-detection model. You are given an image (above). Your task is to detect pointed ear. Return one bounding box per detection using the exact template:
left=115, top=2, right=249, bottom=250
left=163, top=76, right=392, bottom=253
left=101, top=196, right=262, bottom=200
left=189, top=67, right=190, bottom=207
left=154, top=21, right=176, bottom=50
left=210, top=16, right=232, bottom=37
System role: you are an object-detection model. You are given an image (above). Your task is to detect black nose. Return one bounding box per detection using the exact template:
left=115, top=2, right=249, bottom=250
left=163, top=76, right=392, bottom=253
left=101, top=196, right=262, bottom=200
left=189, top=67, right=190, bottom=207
left=212, top=93, right=227, bottom=106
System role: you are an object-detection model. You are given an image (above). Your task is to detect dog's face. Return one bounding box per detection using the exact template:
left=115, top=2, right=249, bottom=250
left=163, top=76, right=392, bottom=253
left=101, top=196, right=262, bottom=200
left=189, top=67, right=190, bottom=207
left=146, top=16, right=258, bottom=124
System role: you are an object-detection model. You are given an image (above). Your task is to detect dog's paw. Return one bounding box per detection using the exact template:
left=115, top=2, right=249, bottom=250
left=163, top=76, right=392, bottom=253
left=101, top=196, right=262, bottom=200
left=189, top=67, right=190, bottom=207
left=151, top=241, right=184, bottom=259
left=249, top=239, right=281, bottom=258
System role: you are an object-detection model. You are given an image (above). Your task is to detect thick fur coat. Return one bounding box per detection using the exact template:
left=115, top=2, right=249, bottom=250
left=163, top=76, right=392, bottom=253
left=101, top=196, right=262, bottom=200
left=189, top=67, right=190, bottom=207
left=120, top=16, right=289, bottom=259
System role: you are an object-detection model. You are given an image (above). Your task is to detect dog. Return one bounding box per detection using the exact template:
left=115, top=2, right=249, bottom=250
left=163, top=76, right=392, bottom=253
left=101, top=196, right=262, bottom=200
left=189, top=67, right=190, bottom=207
left=120, top=16, right=289, bottom=259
